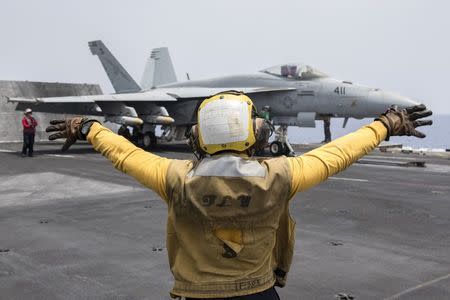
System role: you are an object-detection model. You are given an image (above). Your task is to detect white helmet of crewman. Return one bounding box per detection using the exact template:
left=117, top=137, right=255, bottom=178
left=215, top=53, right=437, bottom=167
left=188, top=91, right=272, bottom=157
left=24, top=108, right=32, bottom=114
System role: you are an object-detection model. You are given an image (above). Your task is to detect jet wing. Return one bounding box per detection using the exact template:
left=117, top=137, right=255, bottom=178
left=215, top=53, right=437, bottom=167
left=7, top=91, right=177, bottom=104
left=7, top=87, right=294, bottom=104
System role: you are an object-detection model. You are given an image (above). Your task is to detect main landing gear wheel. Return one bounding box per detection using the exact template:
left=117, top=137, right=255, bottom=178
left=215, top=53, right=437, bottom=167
left=142, top=132, right=157, bottom=149
left=118, top=125, right=131, bottom=141
left=270, top=141, right=285, bottom=156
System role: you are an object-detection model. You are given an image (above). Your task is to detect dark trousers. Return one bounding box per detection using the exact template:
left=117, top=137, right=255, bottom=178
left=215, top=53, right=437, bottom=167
left=323, top=119, right=331, bottom=142
left=22, top=133, right=35, bottom=156
left=186, top=287, right=280, bottom=300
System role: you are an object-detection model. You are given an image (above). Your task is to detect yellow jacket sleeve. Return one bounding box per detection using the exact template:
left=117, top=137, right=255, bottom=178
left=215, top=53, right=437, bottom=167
left=87, top=123, right=171, bottom=201
left=288, top=121, right=387, bottom=197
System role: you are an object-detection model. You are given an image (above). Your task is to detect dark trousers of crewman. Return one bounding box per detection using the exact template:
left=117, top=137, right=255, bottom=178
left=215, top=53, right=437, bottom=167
left=22, top=132, right=35, bottom=157
left=186, top=286, right=280, bottom=300
left=323, top=118, right=331, bottom=143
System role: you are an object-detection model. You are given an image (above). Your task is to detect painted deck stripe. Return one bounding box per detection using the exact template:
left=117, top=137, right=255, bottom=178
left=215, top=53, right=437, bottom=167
left=44, top=154, right=76, bottom=158
left=383, top=273, right=450, bottom=300
left=0, top=149, right=15, bottom=153
left=329, top=177, right=369, bottom=182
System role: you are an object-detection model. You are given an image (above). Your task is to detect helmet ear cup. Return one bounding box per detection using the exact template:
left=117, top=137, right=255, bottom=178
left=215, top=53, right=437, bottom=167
left=187, top=124, right=205, bottom=159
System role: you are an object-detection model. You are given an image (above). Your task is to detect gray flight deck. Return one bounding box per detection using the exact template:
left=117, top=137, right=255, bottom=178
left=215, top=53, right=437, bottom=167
left=0, top=143, right=449, bottom=299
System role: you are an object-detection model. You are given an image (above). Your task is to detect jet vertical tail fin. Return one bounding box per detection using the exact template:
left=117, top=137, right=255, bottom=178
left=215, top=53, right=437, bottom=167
left=88, top=40, right=141, bottom=93
left=140, top=47, right=177, bottom=89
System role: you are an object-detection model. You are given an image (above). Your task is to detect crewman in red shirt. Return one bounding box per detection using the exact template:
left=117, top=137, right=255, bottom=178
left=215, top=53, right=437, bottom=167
left=22, top=108, right=38, bottom=157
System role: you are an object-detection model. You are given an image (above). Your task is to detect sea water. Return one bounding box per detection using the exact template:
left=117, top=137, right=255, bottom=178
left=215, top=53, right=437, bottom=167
left=287, top=114, right=450, bottom=150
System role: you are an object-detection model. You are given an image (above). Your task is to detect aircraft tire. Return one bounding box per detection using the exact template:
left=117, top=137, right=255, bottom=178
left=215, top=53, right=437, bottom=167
left=284, top=144, right=293, bottom=156
left=117, top=125, right=132, bottom=141
left=143, top=132, right=157, bottom=150
left=270, top=141, right=285, bottom=156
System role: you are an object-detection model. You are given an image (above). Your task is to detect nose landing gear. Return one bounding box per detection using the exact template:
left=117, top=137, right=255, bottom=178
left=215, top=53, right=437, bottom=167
left=269, top=141, right=285, bottom=156
left=269, top=125, right=295, bottom=157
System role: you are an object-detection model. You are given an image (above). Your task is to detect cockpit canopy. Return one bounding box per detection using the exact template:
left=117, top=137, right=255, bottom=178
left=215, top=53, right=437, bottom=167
left=260, top=63, right=328, bottom=80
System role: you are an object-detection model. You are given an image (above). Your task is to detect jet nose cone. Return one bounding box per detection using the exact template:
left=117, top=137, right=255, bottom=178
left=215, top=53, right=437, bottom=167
left=367, top=90, right=423, bottom=116
left=383, top=91, right=420, bottom=109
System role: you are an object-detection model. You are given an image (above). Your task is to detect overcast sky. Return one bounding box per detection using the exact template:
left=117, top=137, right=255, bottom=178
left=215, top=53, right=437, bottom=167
left=1, top=0, right=449, bottom=113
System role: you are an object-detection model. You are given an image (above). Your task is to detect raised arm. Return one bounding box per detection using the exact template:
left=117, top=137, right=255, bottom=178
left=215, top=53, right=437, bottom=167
left=288, top=104, right=432, bottom=196
left=46, top=118, right=171, bottom=202
left=87, top=123, right=171, bottom=201
left=288, top=121, right=386, bottom=195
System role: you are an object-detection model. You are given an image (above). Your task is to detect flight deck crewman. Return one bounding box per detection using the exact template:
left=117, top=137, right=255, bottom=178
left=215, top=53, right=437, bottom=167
left=322, top=116, right=331, bottom=143
left=45, top=91, right=432, bottom=299
left=259, top=105, right=271, bottom=121
left=22, top=108, right=38, bottom=157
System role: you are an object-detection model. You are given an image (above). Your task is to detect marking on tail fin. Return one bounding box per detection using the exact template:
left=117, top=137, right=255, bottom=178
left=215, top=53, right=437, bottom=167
left=88, top=40, right=141, bottom=93
left=141, top=47, right=177, bottom=89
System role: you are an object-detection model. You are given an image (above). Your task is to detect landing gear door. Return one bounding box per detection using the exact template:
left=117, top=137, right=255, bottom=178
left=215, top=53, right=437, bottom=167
left=272, top=112, right=316, bottom=127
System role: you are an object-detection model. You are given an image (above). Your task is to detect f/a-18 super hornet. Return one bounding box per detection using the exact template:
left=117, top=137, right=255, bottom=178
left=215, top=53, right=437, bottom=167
left=9, top=40, right=420, bottom=156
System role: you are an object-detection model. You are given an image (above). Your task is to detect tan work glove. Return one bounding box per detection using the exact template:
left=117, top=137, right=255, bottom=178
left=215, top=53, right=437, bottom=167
left=45, top=117, right=99, bottom=151
left=376, top=104, right=432, bottom=141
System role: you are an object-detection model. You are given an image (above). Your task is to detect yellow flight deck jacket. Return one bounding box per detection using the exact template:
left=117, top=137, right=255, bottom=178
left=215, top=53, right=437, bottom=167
left=87, top=121, right=387, bottom=298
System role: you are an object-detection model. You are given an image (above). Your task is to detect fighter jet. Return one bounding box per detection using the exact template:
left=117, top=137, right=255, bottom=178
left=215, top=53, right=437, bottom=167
left=8, top=40, right=419, bottom=156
